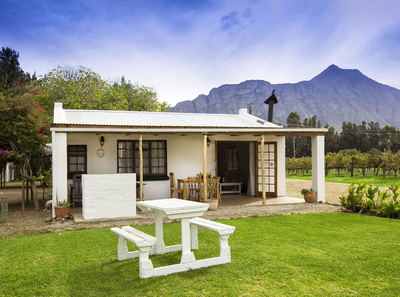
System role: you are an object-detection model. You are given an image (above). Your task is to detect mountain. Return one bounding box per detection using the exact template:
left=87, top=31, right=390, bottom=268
left=170, top=65, right=400, bottom=129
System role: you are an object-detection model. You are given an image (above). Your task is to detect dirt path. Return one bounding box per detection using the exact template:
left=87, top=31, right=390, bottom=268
left=0, top=181, right=348, bottom=237
left=286, top=179, right=348, bottom=204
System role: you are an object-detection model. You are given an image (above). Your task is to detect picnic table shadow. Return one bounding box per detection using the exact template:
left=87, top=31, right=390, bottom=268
left=67, top=250, right=221, bottom=293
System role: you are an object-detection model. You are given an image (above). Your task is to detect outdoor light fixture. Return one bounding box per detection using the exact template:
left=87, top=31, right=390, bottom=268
left=100, top=136, right=105, bottom=147
left=207, top=137, right=211, bottom=147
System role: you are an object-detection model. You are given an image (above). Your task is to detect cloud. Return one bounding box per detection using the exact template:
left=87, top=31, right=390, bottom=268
left=2, top=0, right=400, bottom=106
left=220, top=11, right=240, bottom=31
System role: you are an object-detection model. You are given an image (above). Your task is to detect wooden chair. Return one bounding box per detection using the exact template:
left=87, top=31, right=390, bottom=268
left=187, top=177, right=200, bottom=201
left=169, top=172, right=184, bottom=198
left=70, top=174, right=82, bottom=207
left=211, top=176, right=221, bottom=202
left=199, top=172, right=212, bottom=202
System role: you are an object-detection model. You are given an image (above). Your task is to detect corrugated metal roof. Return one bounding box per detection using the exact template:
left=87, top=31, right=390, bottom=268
left=55, top=109, right=282, bottom=128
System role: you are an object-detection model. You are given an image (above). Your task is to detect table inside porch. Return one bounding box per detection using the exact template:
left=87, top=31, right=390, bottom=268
left=177, top=178, right=221, bottom=202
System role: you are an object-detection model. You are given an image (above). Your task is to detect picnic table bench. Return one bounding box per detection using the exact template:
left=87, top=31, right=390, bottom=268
left=111, top=226, right=157, bottom=278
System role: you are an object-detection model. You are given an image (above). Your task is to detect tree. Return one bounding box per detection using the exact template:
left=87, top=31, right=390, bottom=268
left=0, top=88, right=50, bottom=210
left=37, top=65, right=108, bottom=113
left=36, top=66, right=170, bottom=117
left=340, top=122, right=358, bottom=150
left=0, top=47, right=30, bottom=91
left=357, top=121, right=370, bottom=152
left=285, top=112, right=302, bottom=157
left=105, top=77, right=169, bottom=112
left=367, top=122, right=381, bottom=149
left=380, top=125, right=400, bottom=152
left=324, top=124, right=340, bottom=153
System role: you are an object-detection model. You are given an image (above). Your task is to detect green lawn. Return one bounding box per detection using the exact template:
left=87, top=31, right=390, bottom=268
left=287, top=171, right=400, bottom=187
left=1, top=213, right=400, bottom=296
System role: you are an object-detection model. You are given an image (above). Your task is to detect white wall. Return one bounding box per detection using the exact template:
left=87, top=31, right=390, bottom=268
left=277, top=136, right=286, bottom=197
left=312, top=135, right=325, bottom=202
left=52, top=132, right=68, bottom=218
left=82, top=173, right=136, bottom=220
left=66, top=133, right=286, bottom=199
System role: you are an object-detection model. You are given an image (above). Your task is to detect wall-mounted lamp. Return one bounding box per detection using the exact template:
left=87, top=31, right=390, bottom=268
left=207, top=137, right=211, bottom=147
left=100, top=136, right=105, bottom=147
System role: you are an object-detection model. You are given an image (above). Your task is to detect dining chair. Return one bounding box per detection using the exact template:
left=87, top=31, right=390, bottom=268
left=169, top=172, right=184, bottom=198
left=187, top=177, right=200, bottom=201
left=211, top=176, right=221, bottom=202
left=199, top=172, right=212, bottom=202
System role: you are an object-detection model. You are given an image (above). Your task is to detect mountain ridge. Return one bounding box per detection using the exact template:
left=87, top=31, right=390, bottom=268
left=170, top=65, right=400, bottom=129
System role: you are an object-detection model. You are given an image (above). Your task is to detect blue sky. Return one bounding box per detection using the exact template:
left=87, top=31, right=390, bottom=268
left=1, top=0, right=400, bottom=106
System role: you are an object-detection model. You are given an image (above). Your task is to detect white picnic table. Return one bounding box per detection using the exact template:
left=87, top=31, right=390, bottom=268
left=111, top=198, right=235, bottom=278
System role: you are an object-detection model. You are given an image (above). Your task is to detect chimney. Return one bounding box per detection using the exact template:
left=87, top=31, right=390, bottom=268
left=264, top=89, right=278, bottom=122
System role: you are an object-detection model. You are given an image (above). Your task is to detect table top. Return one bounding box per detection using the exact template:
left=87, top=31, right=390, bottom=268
left=136, top=198, right=209, bottom=219
left=178, top=178, right=219, bottom=182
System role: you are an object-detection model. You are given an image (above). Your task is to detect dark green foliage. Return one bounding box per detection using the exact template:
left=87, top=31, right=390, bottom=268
left=285, top=110, right=400, bottom=157
left=0, top=47, right=30, bottom=91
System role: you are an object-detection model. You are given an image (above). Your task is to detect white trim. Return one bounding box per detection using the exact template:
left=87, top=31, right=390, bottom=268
left=51, top=127, right=328, bottom=134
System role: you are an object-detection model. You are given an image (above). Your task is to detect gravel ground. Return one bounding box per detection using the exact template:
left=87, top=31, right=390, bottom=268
left=0, top=181, right=344, bottom=238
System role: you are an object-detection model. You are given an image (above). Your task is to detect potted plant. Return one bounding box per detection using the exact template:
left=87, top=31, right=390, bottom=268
left=54, top=196, right=70, bottom=217
left=301, top=188, right=316, bottom=203
left=205, top=183, right=218, bottom=211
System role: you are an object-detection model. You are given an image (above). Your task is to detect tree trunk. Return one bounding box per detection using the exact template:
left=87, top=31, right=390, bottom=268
left=293, top=137, right=296, bottom=158
left=21, top=176, right=25, bottom=211
left=22, top=177, right=39, bottom=210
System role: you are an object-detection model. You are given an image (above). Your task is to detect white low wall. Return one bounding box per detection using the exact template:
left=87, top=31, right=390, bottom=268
left=82, top=173, right=136, bottom=220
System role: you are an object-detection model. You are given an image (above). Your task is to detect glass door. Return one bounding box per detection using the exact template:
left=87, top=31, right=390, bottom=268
left=256, top=142, right=277, bottom=197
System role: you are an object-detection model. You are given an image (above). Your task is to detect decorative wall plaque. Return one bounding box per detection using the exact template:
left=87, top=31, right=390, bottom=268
left=97, top=149, right=105, bottom=158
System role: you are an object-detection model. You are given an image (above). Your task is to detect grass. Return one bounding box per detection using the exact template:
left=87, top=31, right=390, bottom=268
left=287, top=171, right=400, bottom=187
left=1, top=213, right=400, bottom=296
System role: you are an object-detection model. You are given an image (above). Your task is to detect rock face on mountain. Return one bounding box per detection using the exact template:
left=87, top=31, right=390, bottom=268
left=170, top=65, right=400, bottom=129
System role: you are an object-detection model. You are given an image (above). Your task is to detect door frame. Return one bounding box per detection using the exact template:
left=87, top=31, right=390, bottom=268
left=256, top=141, right=277, bottom=197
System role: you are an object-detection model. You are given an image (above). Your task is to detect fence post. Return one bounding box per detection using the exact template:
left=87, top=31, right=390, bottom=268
left=351, top=156, right=354, bottom=178
left=302, top=156, right=305, bottom=176
left=1, top=197, right=8, bottom=224
left=21, top=176, right=25, bottom=212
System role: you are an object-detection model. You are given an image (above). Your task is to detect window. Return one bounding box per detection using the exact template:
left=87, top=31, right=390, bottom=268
left=68, top=145, right=87, bottom=176
left=118, top=140, right=167, bottom=178
left=227, top=147, right=238, bottom=171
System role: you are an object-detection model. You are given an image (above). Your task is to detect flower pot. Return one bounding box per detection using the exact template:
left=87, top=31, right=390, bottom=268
left=205, top=200, right=218, bottom=211
left=54, top=205, right=70, bottom=217
left=304, top=192, right=316, bottom=203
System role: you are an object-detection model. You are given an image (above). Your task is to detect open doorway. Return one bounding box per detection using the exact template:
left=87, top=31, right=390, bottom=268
left=216, top=141, right=252, bottom=195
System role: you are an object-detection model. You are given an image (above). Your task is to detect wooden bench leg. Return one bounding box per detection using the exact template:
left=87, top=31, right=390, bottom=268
left=117, top=237, right=128, bottom=261
left=138, top=246, right=154, bottom=278
left=190, top=224, right=198, bottom=250
left=219, top=234, right=231, bottom=258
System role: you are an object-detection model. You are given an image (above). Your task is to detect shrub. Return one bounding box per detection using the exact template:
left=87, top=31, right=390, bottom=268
left=340, top=182, right=400, bottom=219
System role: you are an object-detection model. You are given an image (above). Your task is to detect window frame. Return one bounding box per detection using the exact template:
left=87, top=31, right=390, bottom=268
left=67, top=145, right=87, bottom=178
left=117, top=140, right=168, bottom=180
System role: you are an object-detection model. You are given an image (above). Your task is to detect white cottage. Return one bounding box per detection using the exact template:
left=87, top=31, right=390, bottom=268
left=50, top=102, right=326, bottom=219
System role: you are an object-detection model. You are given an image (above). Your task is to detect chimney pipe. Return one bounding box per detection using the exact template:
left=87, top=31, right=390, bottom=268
left=264, top=89, right=278, bottom=122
